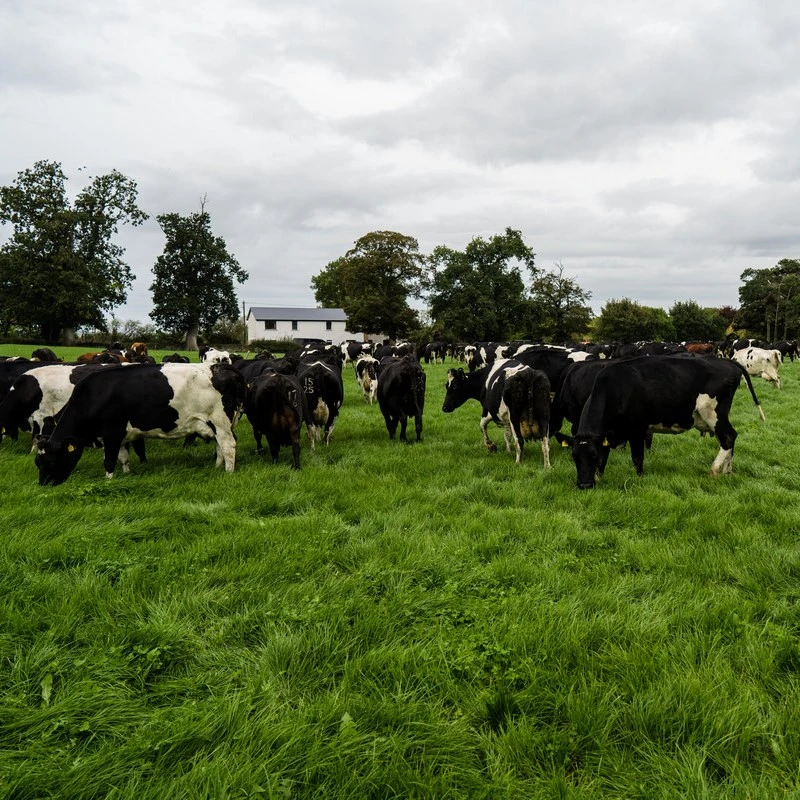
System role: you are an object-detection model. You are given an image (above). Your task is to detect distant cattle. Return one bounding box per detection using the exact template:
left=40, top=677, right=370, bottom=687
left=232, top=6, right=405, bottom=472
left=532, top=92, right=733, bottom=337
left=341, top=340, right=372, bottom=366
left=296, top=357, right=344, bottom=448
left=442, top=359, right=551, bottom=467
left=684, top=342, right=716, bottom=356
left=162, top=353, right=190, bottom=363
left=128, top=342, right=148, bottom=358
left=376, top=355, right=425, bottom=441
left=35, top=363, right=244, bottom=484
left=571, top=355, right=764, bottom=489
left=77, top=351, right=127, bottom=364
left=774, top=340, right=797, bottom=362
left=355, top=355, right=379, bottom=404
left=424, top=341, right=447, bottom=364
left=200, top=347, right=232, bottom=364
left=731, top=346, right=782, bottom=388
left=243, top=371, right=306, bottom=469
left=30, top=347, right=61, bottom=362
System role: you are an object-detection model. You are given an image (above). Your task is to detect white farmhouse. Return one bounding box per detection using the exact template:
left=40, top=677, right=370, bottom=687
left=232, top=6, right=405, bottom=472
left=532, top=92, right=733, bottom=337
left=245, top=306, right=367, bottom=346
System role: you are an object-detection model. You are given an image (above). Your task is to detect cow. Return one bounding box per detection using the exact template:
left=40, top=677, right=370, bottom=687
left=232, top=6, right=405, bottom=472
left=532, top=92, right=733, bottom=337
left=162, top=353, right=190, bottom=363
left=684, top=342, right=717, bottom=356
left=571, top=355, right=764, bottom=489
left=243, top=370, right=306, bottom=469
left=376, top=355, right=425, bottom=442
left=341, top=340, right=371, bottom=366
left=76, top=351, right=127, bottom=364
left=30, top=347, right=61, bottom=362
left=355, top=355, right=379, bottom=404
left=512, top=347, right=572, bottom=389
left=200, top=347, right=232, bottom=364
left=424, top=341, right=447, bottom=364
left=295, top=357, right=344, bottom=448
left=731, top=346, right=782, bottom=389
left=774, top=340, right=797, bottom=362
left=233, top=354, right=299, bottom=384
left=127, top=342, right=148, bottom=358
left=35, top=363, right=245, bottom=485
left=442, top=360, right=551, bottom=467
left=0, top=360, right=53, bottom=405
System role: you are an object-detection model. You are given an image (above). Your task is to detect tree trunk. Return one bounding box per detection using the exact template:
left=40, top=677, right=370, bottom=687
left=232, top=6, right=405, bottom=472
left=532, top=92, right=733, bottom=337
left=185, top=322, right=199, bottom=351
left=61, top=328, right=76, bottom=345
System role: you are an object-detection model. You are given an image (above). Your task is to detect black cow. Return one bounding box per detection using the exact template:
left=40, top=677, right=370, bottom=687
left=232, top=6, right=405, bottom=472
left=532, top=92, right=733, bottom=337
left=424, top=341, right=447, bottom=364
left=442, top=360, right=551, bottom=466
left=0, top=360, right=53, bottom=405
left=244, top=371, right=306, bottom=468
left=233, top=355, right=299, bottom=384
left=376, top=356, right=425, bottom=441
left=295, top=357, right=344, bottom=448
left=571, top=355, right=764, bottom=488
left=35, top=363, right=245, bottom=485
left=774, top=340, right=797, bottom=362
left=162, top=353, right=190, bottom=363
left=31, top=347, right=61, bottom=362
left=512, top=347, right=572, bottom=389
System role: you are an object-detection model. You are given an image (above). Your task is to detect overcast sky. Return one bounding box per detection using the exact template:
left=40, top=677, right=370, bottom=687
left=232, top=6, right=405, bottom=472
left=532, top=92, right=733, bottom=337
left=3, top=0, right=799, bottom=323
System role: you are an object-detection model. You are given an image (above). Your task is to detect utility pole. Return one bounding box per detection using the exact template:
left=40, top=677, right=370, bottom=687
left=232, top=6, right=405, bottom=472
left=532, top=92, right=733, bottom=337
left=242, top=301, right=247, bottom=349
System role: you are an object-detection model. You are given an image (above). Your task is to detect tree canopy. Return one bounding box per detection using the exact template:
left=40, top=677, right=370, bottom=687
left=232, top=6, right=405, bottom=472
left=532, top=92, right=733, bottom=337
left=149, top=208, right=248, bottom=350
left=528, top=262, right=593, bottom=342
left=737, top=259, right=800, bottom=340
left=426, top=228, right=536, bottom=341
left=0, top=160, right=147, bottom=342
left=311, top=231, right=424, bottom=339
left=669, top=300, right=728, bottom=342
left=594, top=298, right=674, bottom=342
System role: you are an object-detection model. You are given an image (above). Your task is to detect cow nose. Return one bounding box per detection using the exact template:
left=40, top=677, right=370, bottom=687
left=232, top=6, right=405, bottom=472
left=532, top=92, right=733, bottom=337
left=577, top=481, right=595, bottom=490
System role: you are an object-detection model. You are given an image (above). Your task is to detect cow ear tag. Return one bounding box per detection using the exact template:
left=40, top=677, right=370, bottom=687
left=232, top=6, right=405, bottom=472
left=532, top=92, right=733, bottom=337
left=561, top=440, right=569, bottom=447
left=67, top=444, right=76, bottom=452
left=602, top=438, right=609, bottom=446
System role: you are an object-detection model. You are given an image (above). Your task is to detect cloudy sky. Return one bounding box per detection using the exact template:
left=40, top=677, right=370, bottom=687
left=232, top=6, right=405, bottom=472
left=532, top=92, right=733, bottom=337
left=2, top=0, right=799, bottom=323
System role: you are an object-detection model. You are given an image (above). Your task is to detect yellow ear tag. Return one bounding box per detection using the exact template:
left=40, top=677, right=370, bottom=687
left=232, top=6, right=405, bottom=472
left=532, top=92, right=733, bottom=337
left=67, top=444, right=76, bottom=453
left=602, top=439, right=609, bottom=446
left=561, top=440, right=569, bottom=447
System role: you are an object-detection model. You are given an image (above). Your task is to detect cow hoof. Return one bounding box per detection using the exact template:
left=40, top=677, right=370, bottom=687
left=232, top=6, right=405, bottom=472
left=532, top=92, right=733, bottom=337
left=487, top=444, right=497, bottom=453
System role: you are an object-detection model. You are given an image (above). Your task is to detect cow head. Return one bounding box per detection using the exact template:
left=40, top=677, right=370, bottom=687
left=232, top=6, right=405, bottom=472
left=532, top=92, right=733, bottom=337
left=572, top=435, right=602, bottom=489
left=35, top=436, right=84, bottom=486
left=442, top=368, right=469, bottom=413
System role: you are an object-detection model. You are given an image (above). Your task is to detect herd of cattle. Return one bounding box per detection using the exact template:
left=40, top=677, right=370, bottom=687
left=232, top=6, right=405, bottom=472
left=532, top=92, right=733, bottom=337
left=0, top=334, right=786, bottom=488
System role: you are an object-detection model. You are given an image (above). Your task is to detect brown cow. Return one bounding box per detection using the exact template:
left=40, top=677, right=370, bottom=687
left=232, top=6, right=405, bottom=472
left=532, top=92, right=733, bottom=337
left=129, top=342, right=148, bottom=357
left=685, top=342, right=716, bottom=356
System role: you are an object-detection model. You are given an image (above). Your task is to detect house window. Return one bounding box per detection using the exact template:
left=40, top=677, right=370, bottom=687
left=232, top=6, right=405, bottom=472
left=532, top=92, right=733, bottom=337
left=292, top=320, right=298, bottom=330
left=326, top=321, right=332, bottom=330
left=264, top=320, right=276, bottom=330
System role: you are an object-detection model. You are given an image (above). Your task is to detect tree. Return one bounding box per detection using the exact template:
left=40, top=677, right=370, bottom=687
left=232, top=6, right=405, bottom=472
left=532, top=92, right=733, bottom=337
left=0, top=160, right=148, bottom=343
left=669, top=300, right=728, bottom=342
left=594, top=298, right=674, bottom=342
left=150, top=206, right=248, bottom=350
left=528, top=262, right=593, bottom=342
left=426, top=228, right=536, bottom=341
left=737, top=260, right=800, bottom=340
left=311, top=231, right=424, bottom=339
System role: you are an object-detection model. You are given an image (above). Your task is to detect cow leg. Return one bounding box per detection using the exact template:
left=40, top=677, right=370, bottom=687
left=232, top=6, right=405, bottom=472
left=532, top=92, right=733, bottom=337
left=307, top=425, right=317, bottom=450
left=215, top=427, right=237, bottom=472
left=324, top=421, right=335, bottom=446
left=540, top=435, right=551, bottom=469
left=399, top=413, right=408, bottom=441
left=597, top=444, right=611, bottom=476
left=130, top=438, right=146, bottom=463
left=103, top=432, right=125, bottom=478
left=414, top=412, right=423, bottom=442
left=711, top=420, right=737, bottom=476
left=267, top=437, right=280, bottom=464
left=630, top=436, right=646, bottom=475
left=118, top=444, right=131, bottom=474
left=252, top=425, right=264, bottom=454
left=384, top=412, right=399, bottom=440
left=480, top=414, right=497, bottom=452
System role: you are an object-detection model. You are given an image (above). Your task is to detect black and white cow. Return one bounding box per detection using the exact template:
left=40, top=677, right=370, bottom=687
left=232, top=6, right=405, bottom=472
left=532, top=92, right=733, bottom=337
left=376, top=355, right=426, bottom=441
left=512, top=347, right=572, bottom=389
left=442, top=360, right=551, bottom=467
left=243, top=370, right=306, bottom=469
left=571, top=355, right=764, bottom=488
left=30, top=347, right=61, bottom=362
left=0, top=360, right=53, bottom=405
left=295, top=357, right=344, bottom=448
left=732, top=346, right=782, bottom=388
left=0, top=363, right=106, bottom=445
left=355, top=355, right=379, bottom=404
left=35, top=363, right=245, bottom=485
left=200, top=347, right=232, bottom=364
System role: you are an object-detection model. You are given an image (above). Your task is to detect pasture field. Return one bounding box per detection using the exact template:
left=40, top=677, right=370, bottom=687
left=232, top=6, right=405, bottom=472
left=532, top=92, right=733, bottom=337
left=1, top=348, right=799, bottom=798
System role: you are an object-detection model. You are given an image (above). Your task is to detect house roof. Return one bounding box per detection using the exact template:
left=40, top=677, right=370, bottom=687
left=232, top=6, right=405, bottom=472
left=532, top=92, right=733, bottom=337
left=247, top=306, right=347, bottom=322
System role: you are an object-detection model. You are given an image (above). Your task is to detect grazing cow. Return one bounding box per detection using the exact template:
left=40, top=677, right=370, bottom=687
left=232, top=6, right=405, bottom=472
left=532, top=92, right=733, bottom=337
left=76, top=351, right=127, bottom=364
left=234, top=354, right=299, bottom=384
left=243, top=371, right=306, bottom=468
left=355, top=355, right=379, bottom=404
left=295, top=357, right=344, bottom=448
left=774, top=340, right=797, bottom=362
left=0, top=360, right=53, bottom=405
left=162, top=353, right=190, bottom=363
left=731, top=346, right=782, bottom=389
left=0, top=363, right=104, bottom=444
left=424, top=341, right=447, bottom=364
left=442, top=360, right=551, bottom=466
left=31, top=347, right=61, bottom=362
left=512, top=347, right=572, bottom=389
left=35, top=363, right=245, bottom=485
left=376, top=355, right=426, bottom=441
left=684, top=342, right=716, bottom=356
left=571, top=355, right=764, bottom=489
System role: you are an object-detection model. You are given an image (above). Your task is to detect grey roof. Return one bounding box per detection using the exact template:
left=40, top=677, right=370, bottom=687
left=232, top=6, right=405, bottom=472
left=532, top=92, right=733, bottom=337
left=247, top=306, right=347, bottom=322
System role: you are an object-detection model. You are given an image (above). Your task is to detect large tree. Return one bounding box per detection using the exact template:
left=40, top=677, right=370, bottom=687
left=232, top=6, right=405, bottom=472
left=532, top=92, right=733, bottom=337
left=594, top=298, right=674, bottom=342
left=0, top=160, right=147, bottom=343
left=737, top=259, right=800, bottom=340
left=528, top=262, right=593, bottom=342
left=150, top=208, right=248, bottom=350
left=669, top=300, right=728, bottom=342
left=426, top=228, right=536, bottom=341
left=311, top=231, right=424, bottom=339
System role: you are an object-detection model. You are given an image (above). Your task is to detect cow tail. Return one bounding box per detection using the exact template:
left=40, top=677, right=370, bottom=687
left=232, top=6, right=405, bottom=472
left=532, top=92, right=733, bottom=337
left=732, top=360, right=765, bottom=421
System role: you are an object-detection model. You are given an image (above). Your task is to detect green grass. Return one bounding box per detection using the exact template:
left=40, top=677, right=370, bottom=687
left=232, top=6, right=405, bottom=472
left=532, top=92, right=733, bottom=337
left=1, top=348, right=799, bottom=798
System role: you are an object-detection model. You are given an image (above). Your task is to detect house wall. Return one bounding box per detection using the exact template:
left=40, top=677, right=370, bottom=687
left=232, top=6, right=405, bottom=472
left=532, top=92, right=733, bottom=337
left=246, top=315, right=356, bottom=345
